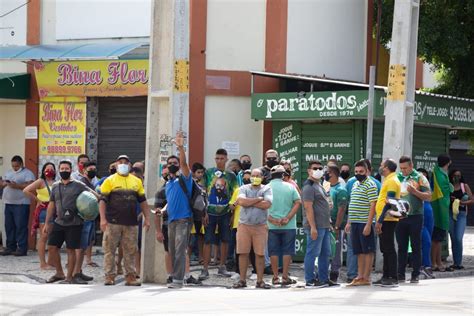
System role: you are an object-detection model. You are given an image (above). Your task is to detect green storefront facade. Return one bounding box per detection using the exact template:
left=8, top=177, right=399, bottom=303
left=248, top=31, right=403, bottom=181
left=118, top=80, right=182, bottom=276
left=252, top=89, right=473, bottom=261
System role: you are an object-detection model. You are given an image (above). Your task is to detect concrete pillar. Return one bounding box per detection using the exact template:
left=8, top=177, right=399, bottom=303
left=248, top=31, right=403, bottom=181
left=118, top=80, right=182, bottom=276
left=142, top=0, right=190, bottom=284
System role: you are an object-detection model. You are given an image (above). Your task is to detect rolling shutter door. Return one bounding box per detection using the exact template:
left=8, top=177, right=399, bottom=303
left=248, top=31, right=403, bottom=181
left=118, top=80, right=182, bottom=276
left=97, top=97, right=147, bottom=175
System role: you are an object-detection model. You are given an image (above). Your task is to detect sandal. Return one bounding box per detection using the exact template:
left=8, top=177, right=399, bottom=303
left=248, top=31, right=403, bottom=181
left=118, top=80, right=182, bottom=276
left=256, top=281, right=271, bottom=289
left=272, top=277, right=281, bottom=285
left=232, top=280, right=247, bottom=289
left=46, top=275, right=65, bottom=283
left=281, top=277, right=297, bottom=286
left=86, top=262, right=99, bottom=267
left=444, top=266, right=454, bottom=272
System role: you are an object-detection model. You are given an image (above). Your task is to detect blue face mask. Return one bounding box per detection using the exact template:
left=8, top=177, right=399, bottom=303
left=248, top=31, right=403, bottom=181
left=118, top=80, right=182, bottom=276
left=117, top=164, right=129, bottom=176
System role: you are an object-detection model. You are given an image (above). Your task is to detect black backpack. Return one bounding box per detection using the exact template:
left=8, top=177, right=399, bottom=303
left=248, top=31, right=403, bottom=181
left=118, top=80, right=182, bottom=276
left=178, top=176, right=208, bottom=218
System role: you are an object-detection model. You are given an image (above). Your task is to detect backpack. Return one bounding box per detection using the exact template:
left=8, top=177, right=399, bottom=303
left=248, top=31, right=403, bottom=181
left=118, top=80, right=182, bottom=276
left=178, top=176, right=208, bottom=218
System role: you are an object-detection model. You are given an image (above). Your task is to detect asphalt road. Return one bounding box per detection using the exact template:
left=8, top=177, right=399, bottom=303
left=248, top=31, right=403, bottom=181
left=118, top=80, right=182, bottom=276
left=1, top=276, right=472, bottom=315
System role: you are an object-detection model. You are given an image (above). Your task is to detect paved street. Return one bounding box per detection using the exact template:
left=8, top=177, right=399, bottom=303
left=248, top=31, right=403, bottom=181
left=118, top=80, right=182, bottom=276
left=1, top=276, right=473, bottom=315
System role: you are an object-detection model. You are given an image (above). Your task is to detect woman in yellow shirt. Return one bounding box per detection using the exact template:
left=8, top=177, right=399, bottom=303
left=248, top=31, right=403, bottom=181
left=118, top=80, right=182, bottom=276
left=23, top=162, right=56, bottom=270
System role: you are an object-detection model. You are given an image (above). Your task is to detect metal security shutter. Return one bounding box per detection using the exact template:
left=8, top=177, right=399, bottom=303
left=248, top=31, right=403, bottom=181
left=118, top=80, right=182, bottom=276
left=97, top=97, right=147, bottom=175
left=412, top=126, right=448, bottom=171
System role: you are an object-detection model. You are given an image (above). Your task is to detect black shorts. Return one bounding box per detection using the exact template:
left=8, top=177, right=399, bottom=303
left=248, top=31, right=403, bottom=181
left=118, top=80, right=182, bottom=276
left=194, top=220, right=204, bottom=236
left=48, top=223, right=83, bottom=250
left=432, top=226, right=446, bottom=242
left=162, top=224, right=169, bottom=252
left=351, top=223, right=376, bottom=255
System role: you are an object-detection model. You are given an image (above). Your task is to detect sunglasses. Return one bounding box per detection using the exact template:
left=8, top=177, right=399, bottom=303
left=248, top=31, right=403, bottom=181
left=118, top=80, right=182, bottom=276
left=311, top=167, right=323, bottom=170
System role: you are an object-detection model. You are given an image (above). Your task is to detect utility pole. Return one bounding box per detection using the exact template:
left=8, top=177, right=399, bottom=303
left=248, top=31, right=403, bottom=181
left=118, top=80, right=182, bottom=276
left=142, top=0, right=190, bottom=284
left=382, top=0, right=420, bottom=162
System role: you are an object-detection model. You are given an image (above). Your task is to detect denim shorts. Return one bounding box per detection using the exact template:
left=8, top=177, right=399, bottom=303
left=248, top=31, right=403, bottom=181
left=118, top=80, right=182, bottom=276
left=80, top=220, right=95, bottom=250
left=268, top=229, right=296, bottom=257
left=350, top=223, right=375, bottom=255
left=39, top=209, right=47, bottom=224
left=204, top=212, right=231, bottom=245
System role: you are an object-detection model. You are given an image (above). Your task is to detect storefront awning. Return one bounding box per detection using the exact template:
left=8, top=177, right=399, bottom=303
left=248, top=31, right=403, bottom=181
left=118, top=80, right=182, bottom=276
left=0, top=73, right=30, bottom=99
left=0, top=43, right=149, bottom=61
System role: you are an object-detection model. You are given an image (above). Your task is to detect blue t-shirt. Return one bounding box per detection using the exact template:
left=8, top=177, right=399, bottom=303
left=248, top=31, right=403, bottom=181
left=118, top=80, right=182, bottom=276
left=346, top=175, right=381, bottom=198
left=165, top=173, right=193, bottom=223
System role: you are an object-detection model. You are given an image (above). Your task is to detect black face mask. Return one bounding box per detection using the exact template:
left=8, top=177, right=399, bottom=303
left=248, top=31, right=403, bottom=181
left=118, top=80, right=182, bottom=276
left=163, top=175, right=169, bottom=181
left=109, top=168, right=116, bottom=175
left=87, top=170, right=97, bottom=179
left=243, top=179, right=251, bottom=185
left=324, top=173, right=331, bottom=182
left=266, top=159, right=279, bottom=168
left=340, top=170, right=350, bottom=180
left=60, top=171, right=71, bottom=180
left=241, top=161, right=252, bottom=170
left=355, top=174, right=367, bottom=182
left=168, top=164, right=179, bottom=174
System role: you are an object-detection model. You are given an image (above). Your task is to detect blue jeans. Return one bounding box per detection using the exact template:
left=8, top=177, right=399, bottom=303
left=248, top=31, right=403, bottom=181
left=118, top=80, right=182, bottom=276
left=449, top=210, right=467, bottom=266
left=304, top=228, right=331, bottom=282
left=4, top=204, right=30, bottom=254
left=346, top=230, right=358, bottom=279
left=422, top=202, right=434, bottom=267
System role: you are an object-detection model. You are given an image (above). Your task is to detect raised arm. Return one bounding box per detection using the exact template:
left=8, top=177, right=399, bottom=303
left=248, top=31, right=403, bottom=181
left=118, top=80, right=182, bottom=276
left=174, top=132, right=190, bottom=177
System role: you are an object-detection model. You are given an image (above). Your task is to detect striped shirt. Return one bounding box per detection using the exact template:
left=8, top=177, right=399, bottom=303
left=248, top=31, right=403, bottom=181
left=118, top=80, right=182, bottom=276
left=348, top=177, right=378, bottom=223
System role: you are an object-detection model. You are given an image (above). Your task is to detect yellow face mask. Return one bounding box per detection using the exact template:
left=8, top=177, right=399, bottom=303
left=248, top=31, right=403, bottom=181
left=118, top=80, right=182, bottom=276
left=250, top=177, right=262, bottom=186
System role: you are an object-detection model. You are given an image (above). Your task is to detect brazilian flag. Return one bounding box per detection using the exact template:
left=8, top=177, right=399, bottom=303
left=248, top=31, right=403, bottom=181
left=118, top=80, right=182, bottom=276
left=431, top=166, right=453, bottom=231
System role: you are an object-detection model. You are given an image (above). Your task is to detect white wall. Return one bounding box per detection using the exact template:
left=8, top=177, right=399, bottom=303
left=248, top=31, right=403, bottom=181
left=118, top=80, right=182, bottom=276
left=287, top=0, right=367, bottom=82
left=0, top=103, right=26, bottom=176
left=422, top=63, right=438, bottom=89
left=204, top=96, right=263, bottom=169
left=206, top=0, right=266, bottom=71
left=41, top=0, right=151, bottom=44
left=0, top=0, right=27, bottom=46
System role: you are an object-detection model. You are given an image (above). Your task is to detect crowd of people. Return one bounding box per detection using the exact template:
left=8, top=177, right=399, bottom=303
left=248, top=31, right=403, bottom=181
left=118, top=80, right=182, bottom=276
left=0, top=132, right=472, bottom=290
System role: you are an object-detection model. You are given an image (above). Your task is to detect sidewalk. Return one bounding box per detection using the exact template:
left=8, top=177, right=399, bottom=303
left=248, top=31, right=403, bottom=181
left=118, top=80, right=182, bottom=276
left=1, top=227, right=473, bottom=286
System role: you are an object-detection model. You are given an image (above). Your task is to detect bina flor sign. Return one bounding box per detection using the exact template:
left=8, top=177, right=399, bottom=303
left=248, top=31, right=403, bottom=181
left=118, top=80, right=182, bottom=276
left=34, top=60, right=149, bottom=97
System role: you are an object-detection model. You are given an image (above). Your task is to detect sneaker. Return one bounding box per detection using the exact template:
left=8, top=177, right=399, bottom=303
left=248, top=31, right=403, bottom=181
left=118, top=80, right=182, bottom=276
left=168, top=282, right=184, bottom=289
left=398, top=275, right=406, bottom=283
left=346, top=277, right=354, bottom=284
left=217, top=266, right=232, bottom=277
left=305, top=280, right=329, bottom=289
left=166, top=276, right=173, bottom=283
left=373, top=278, right=385, bottom=286
left=231, top=273, right=241, bottom=281
left=78, top=271, right=93, bottom=281
left=125, top=274, right=141, bottom=286
left=185, top=275, right=202, bottom=285
left=71, top=274, right=88, bottom=284
left=420, top=267, right=430, bottom=279
left=329, top=271, right=339, bottom=283
left=249, top=273, right=257, bottom=280
left=424, top=267, right=435, bottom=279
left=198, top=269, right=209, bottom=280
left=381, top=278, right=399, bottom=288
left=104, top=275, right=115, bottom=286
left=12, top=250, right=27, bottom=256
left=0, top=249, right=13, bottom=256
left=410, top=276, right=419, bottom=284
left=327, top=279, right=339, bottom=287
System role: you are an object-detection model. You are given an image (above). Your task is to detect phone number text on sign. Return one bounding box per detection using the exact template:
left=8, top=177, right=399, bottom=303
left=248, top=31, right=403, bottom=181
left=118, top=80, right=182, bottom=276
left=46, top=145, right=83, bottom=155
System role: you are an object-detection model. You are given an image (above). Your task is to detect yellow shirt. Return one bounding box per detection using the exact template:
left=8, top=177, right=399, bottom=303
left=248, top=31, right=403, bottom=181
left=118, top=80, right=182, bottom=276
left=376, top=172, right=401, bottom=222
left=229, top=188, right=241, bottom=229
left=36, top=186, right=50, bottom=203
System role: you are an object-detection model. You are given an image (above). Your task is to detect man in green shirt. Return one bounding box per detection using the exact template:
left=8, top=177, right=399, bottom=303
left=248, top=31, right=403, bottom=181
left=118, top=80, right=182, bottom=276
left=267, top=165, right=301, bottom=286
left=397, top=156, right=432, bottom=283
left=325, top=165, right=348, bottom=283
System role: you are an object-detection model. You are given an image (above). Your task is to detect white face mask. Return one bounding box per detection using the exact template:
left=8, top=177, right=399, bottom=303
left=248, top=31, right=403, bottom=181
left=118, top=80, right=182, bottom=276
left=117, top=164, right=129, bottom=176
left=312, top=169, right=324, bottom=179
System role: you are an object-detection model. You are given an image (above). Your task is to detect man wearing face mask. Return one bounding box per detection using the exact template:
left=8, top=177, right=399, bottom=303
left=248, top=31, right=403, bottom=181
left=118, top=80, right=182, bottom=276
left=0, top=155, right=35, bottom=256
left=232, top=169, right=273, bottom=289
left=72, top=154, right=99, bottom=186
left=260, top=149, right=279, bottom=185
left=43, top=160, right=94, bottom=284
left=374, top=159, right=401, bottom=287
left=340, top=163, right=351, bottom=182
left=344, top=160, right=378, bottom=286
left=240, top=155, right=252, bottom=171
left=302, top=161, right=334, bottom=288
left=200, top=148, right=238, bottom=280
left=76, top=161, right=99, bottom=279
left=99, top=155, right=151, bottom=286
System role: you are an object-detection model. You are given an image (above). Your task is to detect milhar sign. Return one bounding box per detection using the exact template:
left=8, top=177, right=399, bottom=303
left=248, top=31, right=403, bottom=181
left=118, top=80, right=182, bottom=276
left=251, top=90, right=383, bottom=120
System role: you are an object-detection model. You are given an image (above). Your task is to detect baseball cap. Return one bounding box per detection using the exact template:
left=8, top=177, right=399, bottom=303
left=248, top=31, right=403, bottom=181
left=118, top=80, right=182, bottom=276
left=116, top=154, right=130, bottom=162
left=270, top=165, right=286, bottom=174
